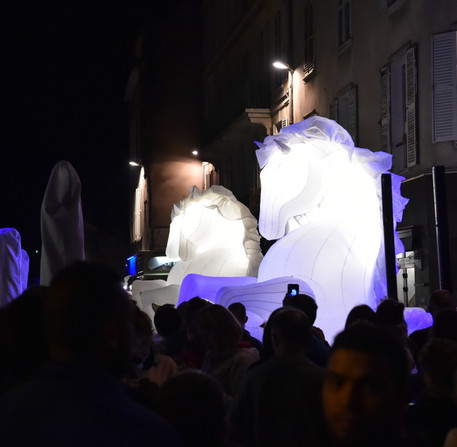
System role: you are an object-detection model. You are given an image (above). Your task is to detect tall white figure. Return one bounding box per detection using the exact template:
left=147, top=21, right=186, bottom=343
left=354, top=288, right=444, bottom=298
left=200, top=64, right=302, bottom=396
left=40, top=161, right=85, bottom=286
left=255, top=117, right=408, bottom=337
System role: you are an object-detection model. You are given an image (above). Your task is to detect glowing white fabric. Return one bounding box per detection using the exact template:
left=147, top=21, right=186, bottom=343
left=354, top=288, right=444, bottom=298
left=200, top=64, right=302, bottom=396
left=253, top=116, right=408, bottom=339
left=0, top=228, right=29, bottom=307
left=40, top=161, right=85, bottom=286
left=135, top=185, right=263, bottom=319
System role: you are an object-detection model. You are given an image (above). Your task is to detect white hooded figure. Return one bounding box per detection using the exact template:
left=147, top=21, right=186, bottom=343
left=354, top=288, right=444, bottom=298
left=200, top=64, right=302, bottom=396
left=0, top=228, right=29, bottom=307
left=40, top=161, right=85, bottom=286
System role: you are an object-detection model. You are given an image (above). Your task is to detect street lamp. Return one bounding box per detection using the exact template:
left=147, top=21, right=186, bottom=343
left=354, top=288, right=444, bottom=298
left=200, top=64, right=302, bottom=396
left=272, top=60, right=294, bottom=125
left=129, top=161, right=141, bottom=167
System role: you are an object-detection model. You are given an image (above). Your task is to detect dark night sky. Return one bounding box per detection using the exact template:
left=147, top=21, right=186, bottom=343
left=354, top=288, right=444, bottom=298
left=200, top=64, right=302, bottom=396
left=2, top=2, right=146, bottom=259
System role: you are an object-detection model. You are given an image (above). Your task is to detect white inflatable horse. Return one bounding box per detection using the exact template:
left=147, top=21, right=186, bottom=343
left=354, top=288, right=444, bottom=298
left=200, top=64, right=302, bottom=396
left=251, top=116, right=408, bottom=338
left=182, top=117, right=410, bottom=341
left=134, top=185, right=263, bottom=319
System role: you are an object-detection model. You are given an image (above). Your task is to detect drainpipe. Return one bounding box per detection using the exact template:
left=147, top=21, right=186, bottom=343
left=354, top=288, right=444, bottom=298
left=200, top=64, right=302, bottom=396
left=432, top=166, right=452, bottom=292
left=382, top=173, right=398, bottom=300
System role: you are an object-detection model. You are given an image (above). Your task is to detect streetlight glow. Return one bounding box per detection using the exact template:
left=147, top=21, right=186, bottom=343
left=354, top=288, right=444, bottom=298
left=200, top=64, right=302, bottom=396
left=192, top=150, right=199, bottom=156
left=273, top=61, right=292, bottom=71
left=129, top=161, right=141, bottom=166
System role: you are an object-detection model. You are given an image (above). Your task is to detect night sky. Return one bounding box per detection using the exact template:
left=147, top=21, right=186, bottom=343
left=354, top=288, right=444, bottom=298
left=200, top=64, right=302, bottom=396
left=2, top=2, right=146, bottom=271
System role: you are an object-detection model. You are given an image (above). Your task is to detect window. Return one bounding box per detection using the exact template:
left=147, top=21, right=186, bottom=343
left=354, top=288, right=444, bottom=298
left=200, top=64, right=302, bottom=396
left=330, top=85, right=358, bottom=144
left=432, top=31, right=457, bottom=142
left=380, top=45, right=417, bottom=171
left=337, top=0, right=352, bottom=48
left=303, top=0, right=315, bottom=79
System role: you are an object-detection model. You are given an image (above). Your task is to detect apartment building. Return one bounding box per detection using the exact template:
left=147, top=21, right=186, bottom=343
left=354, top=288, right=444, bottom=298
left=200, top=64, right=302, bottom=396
left=200, top=0, right=457, bottom=306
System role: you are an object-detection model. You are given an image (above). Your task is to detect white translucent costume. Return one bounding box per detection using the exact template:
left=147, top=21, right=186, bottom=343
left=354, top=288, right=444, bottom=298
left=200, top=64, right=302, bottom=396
left=40, top=161, right=85, bottom=286
left=0, top=228, right=29, bottom=307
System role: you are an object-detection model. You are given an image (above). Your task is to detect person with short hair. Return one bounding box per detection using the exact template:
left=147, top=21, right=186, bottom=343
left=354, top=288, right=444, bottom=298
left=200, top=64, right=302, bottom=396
left=283, top=293, right=330, bottom=367
left=322, top=322, right=411, bottom=447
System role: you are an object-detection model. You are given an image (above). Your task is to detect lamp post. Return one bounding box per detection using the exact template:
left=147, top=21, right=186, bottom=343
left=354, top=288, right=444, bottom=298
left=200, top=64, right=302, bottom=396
left=273, top=61, right=294, bottom=125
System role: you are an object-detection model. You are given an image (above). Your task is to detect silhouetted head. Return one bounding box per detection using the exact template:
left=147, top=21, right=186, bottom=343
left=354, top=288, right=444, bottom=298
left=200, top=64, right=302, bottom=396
left=345, top=304, right=377, bottom=329
left=182, top=297, right=211, bottom=330
left=154, top=304, right=181, bottom=338
left=45, top=261, right=134, bottom=377
left=268, top=307, right=312, bottom=355
left=283, top=293, right=318, bottom=325
left=228, top=302, right=248, bottom=327
left=376, top=299, right=407, bottom=340
left=194, top=304, right=241, bottom=357
left=428, top=289, right=455, bottom=315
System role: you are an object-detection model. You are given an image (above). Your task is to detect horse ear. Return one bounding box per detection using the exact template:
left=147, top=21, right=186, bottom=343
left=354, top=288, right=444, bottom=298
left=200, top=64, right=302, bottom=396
left=274, top=139, right=291, bottom=154
left=189, top=185, right=202, bottom=199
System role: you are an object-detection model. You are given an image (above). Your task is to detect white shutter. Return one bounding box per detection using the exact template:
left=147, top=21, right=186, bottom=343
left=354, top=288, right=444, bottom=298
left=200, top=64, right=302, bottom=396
left=380, top=65, right=391, bottom=153
left=432, top=31, right=457, bottom=142
left=335, top=86, right=357, bottom=144
left=405, top=46, right=417, bottom=167
left=338, top=92, right=350, bottom=132
left=133, top=167, right=146, bottom=242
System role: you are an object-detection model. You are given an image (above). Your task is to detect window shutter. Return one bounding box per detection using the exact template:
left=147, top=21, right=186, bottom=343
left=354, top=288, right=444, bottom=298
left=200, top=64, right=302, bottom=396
left=432, top=31, right=457, bottom=142
left=405, top=46, right=417, bottom=167
left=380, top=65, right=391, bottom=153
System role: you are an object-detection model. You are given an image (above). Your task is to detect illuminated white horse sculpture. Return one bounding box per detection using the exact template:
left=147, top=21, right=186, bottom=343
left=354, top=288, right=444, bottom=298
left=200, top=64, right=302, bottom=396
left=255, top=117, right=407, bottom=335
left=167, top=185, right=263, bottom=282
left=206, top=117, right=408, bottom=341
left=135, top=185, right=263, bottom=318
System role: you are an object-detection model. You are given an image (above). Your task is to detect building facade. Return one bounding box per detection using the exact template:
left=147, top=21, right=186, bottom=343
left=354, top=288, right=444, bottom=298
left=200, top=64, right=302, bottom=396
left=199, top=0, right=457, bottom=306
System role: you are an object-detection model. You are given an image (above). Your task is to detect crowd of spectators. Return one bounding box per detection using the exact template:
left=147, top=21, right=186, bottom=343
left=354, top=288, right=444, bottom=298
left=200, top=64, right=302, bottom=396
left=1, top=261, right=457, bottom=446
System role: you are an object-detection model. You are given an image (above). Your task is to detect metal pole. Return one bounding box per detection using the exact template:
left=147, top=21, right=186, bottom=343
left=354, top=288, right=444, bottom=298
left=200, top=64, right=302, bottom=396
left=288, top=69, right=293, bottom=125
left=432, top=166, right=452, bottom=291
left=381, top=173, right=398, bottom=300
